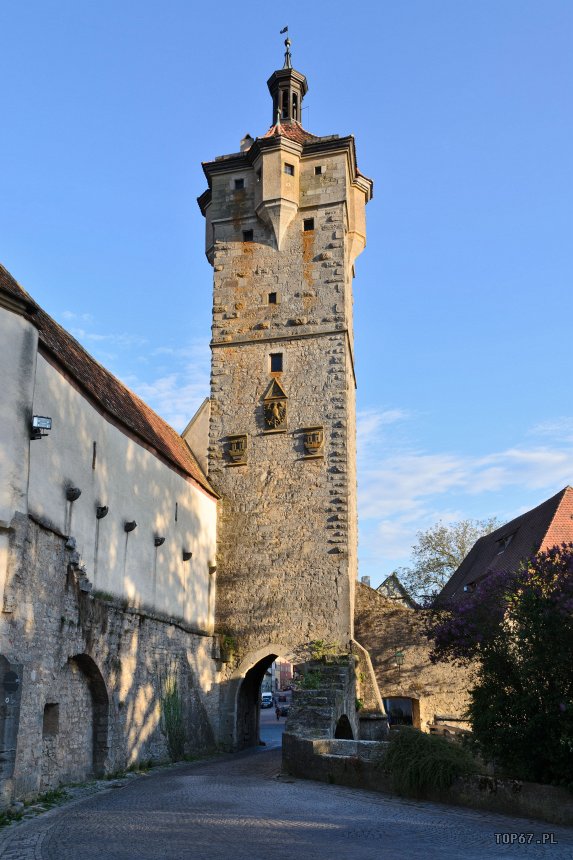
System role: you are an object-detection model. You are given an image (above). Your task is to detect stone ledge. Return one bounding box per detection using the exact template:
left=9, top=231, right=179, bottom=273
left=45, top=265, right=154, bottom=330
left=282, top=733, right=573, bottom=826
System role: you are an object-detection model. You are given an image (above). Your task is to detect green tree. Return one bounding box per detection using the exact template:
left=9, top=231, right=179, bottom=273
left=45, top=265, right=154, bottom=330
left=401, top=517, right=499, bottom=599
left=426, top=544, right=573, bottom=785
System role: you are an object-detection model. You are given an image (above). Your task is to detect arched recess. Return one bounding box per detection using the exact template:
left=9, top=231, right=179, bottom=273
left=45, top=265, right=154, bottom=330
left=0, top=655, right=22, bottom=787
left=235, top=653, right=277, bottom=750
left=334, top=714, right=354, bottom=739
left=69, top=654, right=109, bottom=776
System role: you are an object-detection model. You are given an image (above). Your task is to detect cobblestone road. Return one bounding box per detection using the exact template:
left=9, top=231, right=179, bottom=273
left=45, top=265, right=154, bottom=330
left=1, top=747, right=572, bottom=860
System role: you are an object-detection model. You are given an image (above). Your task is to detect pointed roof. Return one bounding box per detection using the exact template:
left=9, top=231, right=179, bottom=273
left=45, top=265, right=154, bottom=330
left=0, top=263, right=216, bottom=497
left=264, top=378, right=288, bottom=400
left=438, top=487, right=573, bottom=601
left=261, top=120, right=319, bottom=145
left=376, top=574, right=418, bottom=609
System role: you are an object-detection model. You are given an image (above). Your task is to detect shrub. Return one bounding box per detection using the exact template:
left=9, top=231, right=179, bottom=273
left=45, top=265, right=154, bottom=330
left=159, top=662, right=186, bottom=762
left=297, top=670, right=323, bottom=689
left=309, top=640, right=339, bottom=660
left=426, top=544, right=573, bottom=784
left=384, top=728, right=476, bottom=796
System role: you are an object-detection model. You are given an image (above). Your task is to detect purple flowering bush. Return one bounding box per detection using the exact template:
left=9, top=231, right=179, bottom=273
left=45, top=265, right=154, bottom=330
left=425, top=544, right=573, bottom=785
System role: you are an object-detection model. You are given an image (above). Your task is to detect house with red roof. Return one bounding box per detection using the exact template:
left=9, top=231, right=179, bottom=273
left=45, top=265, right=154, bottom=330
left=438, top=487, right=573, bottom=602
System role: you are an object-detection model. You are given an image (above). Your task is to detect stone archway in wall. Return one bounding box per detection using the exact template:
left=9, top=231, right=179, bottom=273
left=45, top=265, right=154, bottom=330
left=334, top=714, right=354, bottom=739
left=220, top=645, right=293, bottom=752
left=72, top=654, right=109, bottom=776
left=41, top=654, right=109, bottom=790
left=0, top=655, right=23, bottom=800
left=235, top=653, right=277, bottom=750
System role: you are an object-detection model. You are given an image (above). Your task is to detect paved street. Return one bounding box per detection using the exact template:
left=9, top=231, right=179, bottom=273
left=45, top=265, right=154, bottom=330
left=1, top=733, right=573, bottom=860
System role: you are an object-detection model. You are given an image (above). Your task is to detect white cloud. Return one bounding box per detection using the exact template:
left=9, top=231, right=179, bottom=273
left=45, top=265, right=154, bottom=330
left=126, top=339, right=211, bottom=431
left=70, top=328, right=147, bottom=349
left=529, top=418, right=573, bottom=443
left=356, top=408, right=573, bottom=585
left=61, top=310, right=94, bottom=323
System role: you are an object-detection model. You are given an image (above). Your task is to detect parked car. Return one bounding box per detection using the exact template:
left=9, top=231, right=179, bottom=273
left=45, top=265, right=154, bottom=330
left=261, top=692, right=273, bottom=709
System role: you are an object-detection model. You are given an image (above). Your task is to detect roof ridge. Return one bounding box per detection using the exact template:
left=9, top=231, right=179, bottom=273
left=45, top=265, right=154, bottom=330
left=1, top=262, right=215, bottom=497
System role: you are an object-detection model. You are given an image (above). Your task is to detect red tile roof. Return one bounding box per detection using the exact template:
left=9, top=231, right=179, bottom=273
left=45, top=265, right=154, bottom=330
left=261, top=120, right=320, bottom=145
left=0, top=263, right=216, bottom=497
left=438, top=487, right=573, bottom=601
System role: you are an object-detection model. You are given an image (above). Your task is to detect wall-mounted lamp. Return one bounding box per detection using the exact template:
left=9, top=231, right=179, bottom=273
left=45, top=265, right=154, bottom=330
left=66, top=487, right=82, bottom=502
left=154, top=537, right=166, bottom=547
left=394, top=649, right=405, bottom=680
left=31, top=415, right=52, bottom=440
left=124, top=521, right=137, bottom=533
left=96, top=506, right=109, bottom=519
left=182, top=550, right=192, bottom=562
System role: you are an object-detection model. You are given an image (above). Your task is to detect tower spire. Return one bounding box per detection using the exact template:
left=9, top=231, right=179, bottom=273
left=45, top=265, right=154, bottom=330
left=283, top=36, right=292, bottom=69
left=267, top=32, right=308, bottom=125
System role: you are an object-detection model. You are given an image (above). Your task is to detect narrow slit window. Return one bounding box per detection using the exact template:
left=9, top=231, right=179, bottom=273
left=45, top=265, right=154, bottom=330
left=281, top=91, right=289, bottom=120
left=268, top=292, right=277, bottom=304
left=315, top=165, right=323, bottom=175
left=303, top=218, right=315, bottom=232
left=284, top=163, right=295, bottom=176
left=242, top=229, right=253, bottom=242
left=292, top=93, right=299, bottom=121
left=270, top=353, right=283, bottom=373
left=234, top=178, right=244, bottom=190
left=256, top=169, right=262, bottom=183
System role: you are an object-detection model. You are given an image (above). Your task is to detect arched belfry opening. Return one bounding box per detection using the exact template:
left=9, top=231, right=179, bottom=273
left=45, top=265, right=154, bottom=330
left=235, top=653, right=277, bottom=750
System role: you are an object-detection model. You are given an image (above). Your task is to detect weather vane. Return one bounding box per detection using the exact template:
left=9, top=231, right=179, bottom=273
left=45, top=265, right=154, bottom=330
left=280, top=26, right=292, bottom=69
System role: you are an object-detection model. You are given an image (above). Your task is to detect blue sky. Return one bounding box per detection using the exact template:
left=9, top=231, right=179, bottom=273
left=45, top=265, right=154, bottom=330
left=2, top=1, right=572, bottom=587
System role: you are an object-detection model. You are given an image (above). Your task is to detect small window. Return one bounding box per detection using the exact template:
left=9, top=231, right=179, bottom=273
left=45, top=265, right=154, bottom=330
left=256, top=169, right=262, bottom=183
left=43, top=703, right=59, bottom=738
left=284, top=163, right=295, bottom=176
left=315, top=165, right=323, bottom=175
left=303, top=218, right=315, bottom=232
left=242, top=230, right=253, bottom=242
left=270, top=353, right=283, bottom=373
left=281, top=90, right=289, bottom=120
left=268, top=292, right=277, bottom=305
left=234, top=178, right=244, bottom=190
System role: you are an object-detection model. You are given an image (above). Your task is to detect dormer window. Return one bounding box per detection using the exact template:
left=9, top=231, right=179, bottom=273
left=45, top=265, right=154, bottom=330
left=496, top=533, right=515, bottom=553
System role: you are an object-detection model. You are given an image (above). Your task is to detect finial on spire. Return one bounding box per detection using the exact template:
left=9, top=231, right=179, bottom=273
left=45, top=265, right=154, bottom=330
left=280, top=26, right=292, bottom=68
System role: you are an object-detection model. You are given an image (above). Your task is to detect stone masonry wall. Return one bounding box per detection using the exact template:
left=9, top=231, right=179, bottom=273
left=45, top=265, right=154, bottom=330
left=354, top=582, right=471, bottom=729
left=208, top=178, right=358, bottom=660
left=1, top=514, right=219, bottom=803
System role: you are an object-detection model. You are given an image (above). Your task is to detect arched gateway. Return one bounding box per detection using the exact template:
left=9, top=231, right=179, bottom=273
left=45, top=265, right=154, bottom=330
left=198, top=39, right=373, bottom=749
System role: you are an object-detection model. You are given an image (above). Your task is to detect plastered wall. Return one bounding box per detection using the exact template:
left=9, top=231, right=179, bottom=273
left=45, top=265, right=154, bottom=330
left=27, top=355, right=217, bottom=631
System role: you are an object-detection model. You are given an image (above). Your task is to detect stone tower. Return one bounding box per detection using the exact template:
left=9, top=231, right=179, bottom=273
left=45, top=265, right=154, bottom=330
left=198, top=42, right=372, bottom=737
